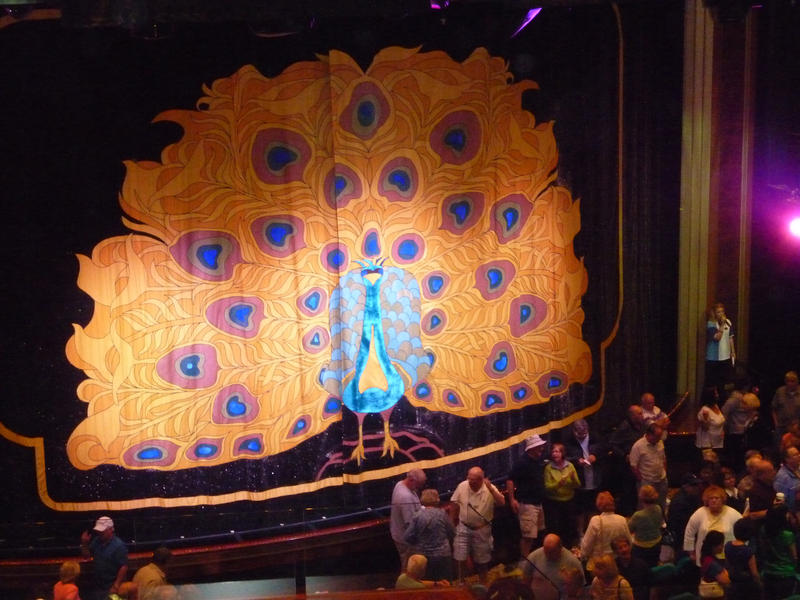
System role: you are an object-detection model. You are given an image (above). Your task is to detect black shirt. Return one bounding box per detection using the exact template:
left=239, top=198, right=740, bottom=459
left=507, top=452, right=545, bottom=505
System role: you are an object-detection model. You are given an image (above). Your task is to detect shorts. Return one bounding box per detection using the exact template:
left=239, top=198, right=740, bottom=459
left=518, top=502, right=545, bottom=538
left=453, top=522, right=493, bottom=564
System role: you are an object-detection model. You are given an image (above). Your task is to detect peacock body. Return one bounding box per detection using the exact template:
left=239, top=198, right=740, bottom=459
left=65, top=46, right=592, bottom=473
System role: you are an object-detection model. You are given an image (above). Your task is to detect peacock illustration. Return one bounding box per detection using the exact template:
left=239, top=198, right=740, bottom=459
left=65, top=46, right=592, bottom=473
left=320, top=259, right=432, bottom=462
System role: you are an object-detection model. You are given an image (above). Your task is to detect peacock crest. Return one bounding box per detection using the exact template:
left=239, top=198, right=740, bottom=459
left=65, top=46, right=591, bottom=472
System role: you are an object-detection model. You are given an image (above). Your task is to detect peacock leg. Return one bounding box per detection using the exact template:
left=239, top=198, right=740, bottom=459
left=380, top=407, right=399, bottom=458
left=350, top=413, right=367, bottom=464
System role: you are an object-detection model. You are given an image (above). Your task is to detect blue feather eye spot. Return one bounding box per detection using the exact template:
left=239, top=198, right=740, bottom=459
left=391, top=233, right=425, bottom=265
left=441, top=192, right=484, bottom=234
left=324, top=164, right=362, bottom=209
left=379, top=157, right=418, bottom=202
left=225, top=394, right=247, bottom=417
left=520, top=304, right=532, bottom=323
left=449, top=200, right=471, bottom=225
left=267, top=145, right=298, bottom=172
left=265, top=222, right=294, bottom=247
left=288, top=415, right=312, bottom=438
left=207, top=297, right=264, bottom=339
left=212, top=384, right=259, bottom=424
left=444, top=127, right=467, bottom=152
left=227, top=304, right=253, bottom=329
left=252, top=128, right=310, bottom=184
left=137, top=447, right=163, bottom=461
left=196, top=244, right=222, bottom=270
left=323, top=397, right=342, bottom=418
left=422, top=271, right=450, bottom=300
left=340, top=82, right=389, bottom=139
left=513, top=385, right=530, bottom=401
left=321, top=242, right=350, bottom=274
left=173, top=231, right=243, bottom=281
left=238, top=438, right=261, bottom=453
left=192, top=443, right=219, bottom=459
left=305, top=292, right=321, bottom=311
left=431, top=110, right=481, bottom=164
left=252, top=215, right=306, bottom=258
left=357, top=100, right=376, bottom=127
left=427, top=351, right=436, bottom=367
left=233, top=433, right=264, bottom=457
left=328, top=250, right=345, bottom=268
left=397, top=239, right=418, bottom=260
left=508, top=294, right=547, bottom=337
left=475, top=260, right=515, bottom=300
left=302, top=326, right=330, bottom=354
left=363, top=230, right=381, bottom=257
left=481, top=391, right=507, bottom=411
left=443, top=389, right=464, bottom=407
left=334, top=175, right=347, bottom=196
left=484, top=341, right=517, bottom=379
left=388, top=169, right=411, bottom=192
left=486, top=394, right=502, bottom=407
left=415, top=383, right=431, bottom=400
left=487, top=268, right=503, bottom=289
left=423, top=309, right=447, bottom=335
left=503, top=207, right=519, bottom=230
left=536, top=370, right=568, bottom=396
left=297, top=287, right=327, bottom=317
left=157, top=344, right=219, bottom=389
left=491, top=194, right=533, bottom=244
left=179, top=355, right=202, bottom=378
left=124, top=440, right=179, bottom=467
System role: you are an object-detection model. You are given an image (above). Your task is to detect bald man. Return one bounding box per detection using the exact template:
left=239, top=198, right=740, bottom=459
left=525, top=534, right=584, bottom=600
left=451, top=466, right=505, bottom=582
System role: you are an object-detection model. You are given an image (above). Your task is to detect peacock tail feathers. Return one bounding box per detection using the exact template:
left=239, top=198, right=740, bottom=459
left=65, top=46, right=591, bottom=471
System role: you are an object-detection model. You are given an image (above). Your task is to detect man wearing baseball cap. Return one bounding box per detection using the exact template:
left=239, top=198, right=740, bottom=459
left=506, top=434, right=548, bottom=557
left=80, top=516, right=129, bottom=600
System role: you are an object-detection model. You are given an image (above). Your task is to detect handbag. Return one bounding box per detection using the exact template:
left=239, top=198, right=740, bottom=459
left=698, top=580, right=725, bottom=598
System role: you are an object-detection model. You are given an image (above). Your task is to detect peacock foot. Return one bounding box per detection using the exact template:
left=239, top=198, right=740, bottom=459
left=350, top=442, right=367, bottom=464
left=381, top=434, right=401, bottom=458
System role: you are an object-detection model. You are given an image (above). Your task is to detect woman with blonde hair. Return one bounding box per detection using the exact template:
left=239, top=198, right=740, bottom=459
left=741, top=392, right=771, bottom=453
left=627, top=485, right=663, bottom=567
left=54, top=561, right=81, bottom=600
left=580, top=492, right=632, bottom=571
left=403, top=488, right=455, bottom=581
left=589, top=554, right=633, bottom=600
left=683, top=485, right=742, bottom=566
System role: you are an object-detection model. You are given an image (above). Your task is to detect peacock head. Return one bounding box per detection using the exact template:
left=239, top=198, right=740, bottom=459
left=356, top=258, right=386, bottom=286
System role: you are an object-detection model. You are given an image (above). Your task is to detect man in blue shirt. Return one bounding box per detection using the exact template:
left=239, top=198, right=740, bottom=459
left=80, top=516, right=128, bottom=600
left=774, top=445, right=800, bottom=515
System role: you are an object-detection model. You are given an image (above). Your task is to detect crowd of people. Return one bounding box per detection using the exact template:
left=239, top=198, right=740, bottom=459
left=45, top=302, right=800, bottom=599
left=53, top=516, right=176, bottom=600
left=390, top=370, right=800, bottom=600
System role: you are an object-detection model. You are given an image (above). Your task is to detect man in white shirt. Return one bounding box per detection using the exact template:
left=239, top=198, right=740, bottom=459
left=629, top=423, right=668, bottom=509
left=451, top=466, right=505, bottom=582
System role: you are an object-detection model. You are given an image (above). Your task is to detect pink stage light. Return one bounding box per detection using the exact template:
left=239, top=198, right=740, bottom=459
left=789, top=217, right=800, bottom=238
left=511, top=8, right=542, bottom=38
